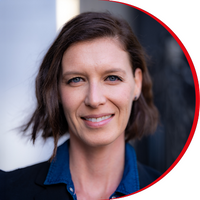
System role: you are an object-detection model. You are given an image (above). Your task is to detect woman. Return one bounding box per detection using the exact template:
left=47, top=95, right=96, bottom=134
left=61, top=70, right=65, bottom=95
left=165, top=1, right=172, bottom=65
left=1, top=12, right=160, bottom=200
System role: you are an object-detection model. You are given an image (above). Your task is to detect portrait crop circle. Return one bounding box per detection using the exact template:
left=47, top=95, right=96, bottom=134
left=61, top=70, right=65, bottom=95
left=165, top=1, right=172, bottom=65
left=108, top=0, right=200, bottom=196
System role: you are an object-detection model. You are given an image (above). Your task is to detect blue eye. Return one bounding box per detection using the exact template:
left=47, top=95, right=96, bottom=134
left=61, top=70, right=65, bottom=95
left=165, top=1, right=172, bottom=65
left=106, top=75, right=121, bottom=82
left=68, top=77, right=83, bottom=84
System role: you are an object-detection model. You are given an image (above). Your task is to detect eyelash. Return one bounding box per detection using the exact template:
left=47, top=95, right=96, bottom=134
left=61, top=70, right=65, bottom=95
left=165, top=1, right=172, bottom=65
left=105, top=75, right=122, bottom=82
left=67, top=75, right=122, bottom=84
left=67, top=77, right=84, bottom=84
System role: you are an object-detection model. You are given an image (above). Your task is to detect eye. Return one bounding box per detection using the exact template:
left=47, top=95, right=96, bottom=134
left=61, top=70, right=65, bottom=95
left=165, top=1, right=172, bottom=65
left=67, top=77, right=84, bottom=84
left=105, top=75, right=122, bottom=82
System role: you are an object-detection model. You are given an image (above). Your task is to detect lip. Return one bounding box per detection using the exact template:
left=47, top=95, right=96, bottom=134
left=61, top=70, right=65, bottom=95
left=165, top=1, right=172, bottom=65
left=81, top=113, right=114, bottom=128
left=82, top=113, right=113, bottom=118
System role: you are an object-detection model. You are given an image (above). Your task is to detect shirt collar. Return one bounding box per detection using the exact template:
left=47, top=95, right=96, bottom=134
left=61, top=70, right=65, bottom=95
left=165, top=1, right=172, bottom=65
left=44, top=140, right=73, bottom=186
left=114, top=142, right=140, bottom=196
left=44, top=140, right=139, bottom=197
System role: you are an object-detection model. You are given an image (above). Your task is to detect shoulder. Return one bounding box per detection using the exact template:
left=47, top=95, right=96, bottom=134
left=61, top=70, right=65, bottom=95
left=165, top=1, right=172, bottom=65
left=1, top=161, right=72, bottom=200
left=137, top=161, right=161, bottom=189
left=124, top=143, right=161, bottom=190
left=4, top=161, right=50, bottom=185
left=1, top=161, right=50, bottom=199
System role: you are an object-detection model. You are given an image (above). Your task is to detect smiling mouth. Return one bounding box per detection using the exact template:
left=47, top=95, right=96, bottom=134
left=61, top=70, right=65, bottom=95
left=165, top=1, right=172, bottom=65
left=81, top=114, right=114, bottom=123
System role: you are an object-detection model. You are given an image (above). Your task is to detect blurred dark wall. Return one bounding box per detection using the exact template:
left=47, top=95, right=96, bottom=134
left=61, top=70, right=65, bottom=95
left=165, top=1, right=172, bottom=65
left=80, top=0, right=196, bottom=173
left=130, top=9, right=195, bottom=173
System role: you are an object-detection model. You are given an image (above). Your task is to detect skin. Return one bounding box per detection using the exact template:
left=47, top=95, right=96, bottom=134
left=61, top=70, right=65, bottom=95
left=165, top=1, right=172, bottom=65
left=59, top=37, right=142, bottom=200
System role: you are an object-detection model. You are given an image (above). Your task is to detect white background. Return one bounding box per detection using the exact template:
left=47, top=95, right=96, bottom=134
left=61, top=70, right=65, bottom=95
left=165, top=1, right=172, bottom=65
left=115, top=0, right=200, bottom=199
left=0, top=0, right=73, bottom=171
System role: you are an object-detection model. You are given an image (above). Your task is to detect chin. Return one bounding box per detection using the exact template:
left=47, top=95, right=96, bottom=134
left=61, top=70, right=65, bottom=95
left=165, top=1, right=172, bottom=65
left=81, top=132, right=124, bottom=148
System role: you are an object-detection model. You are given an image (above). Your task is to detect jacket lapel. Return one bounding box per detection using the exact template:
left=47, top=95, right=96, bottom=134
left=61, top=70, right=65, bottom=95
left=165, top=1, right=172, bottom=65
left=34, top=161, right=72, bottom=200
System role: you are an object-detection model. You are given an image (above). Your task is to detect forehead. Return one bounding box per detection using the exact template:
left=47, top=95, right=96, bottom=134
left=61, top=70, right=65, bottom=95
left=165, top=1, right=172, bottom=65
left=61, top=37, right=132, bottom=74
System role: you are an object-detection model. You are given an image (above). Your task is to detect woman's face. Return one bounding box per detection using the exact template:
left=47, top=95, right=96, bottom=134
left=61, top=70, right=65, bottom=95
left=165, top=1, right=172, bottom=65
left=59, top=37, right=142, bottom=147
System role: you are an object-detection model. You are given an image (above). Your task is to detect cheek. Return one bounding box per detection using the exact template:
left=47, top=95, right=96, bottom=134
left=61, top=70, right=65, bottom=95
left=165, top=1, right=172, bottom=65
left=60, top=88, right=81, bottom=116
left=110, top=85, right=134, bottom=113
left=117, top=84, right=134, bottom=102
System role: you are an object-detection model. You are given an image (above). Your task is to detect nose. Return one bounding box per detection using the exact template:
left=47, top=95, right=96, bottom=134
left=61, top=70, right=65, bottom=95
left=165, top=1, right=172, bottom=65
left=84, top=82, right=106, bottom=108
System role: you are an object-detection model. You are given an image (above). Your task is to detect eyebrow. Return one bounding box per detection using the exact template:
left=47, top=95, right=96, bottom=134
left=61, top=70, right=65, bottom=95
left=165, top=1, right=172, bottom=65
left=62, top=71, right=84, bottom=77
left=103, top=68, right=126, bottom=75
left=62, top=68, right=126, bottom=77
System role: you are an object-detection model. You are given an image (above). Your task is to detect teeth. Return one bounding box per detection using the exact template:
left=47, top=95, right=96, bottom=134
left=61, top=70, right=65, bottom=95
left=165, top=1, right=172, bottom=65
left=85, top=115, right=112, bottom=122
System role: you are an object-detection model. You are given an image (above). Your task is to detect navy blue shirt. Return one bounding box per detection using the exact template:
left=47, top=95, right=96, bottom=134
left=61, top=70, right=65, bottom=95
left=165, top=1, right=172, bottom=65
left=44, top=140, right=140, bottom=199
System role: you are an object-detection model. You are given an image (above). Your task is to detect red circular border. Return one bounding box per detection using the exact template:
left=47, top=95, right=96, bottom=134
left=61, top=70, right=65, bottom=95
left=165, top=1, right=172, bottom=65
left=102, top=0, right=200, bottom=197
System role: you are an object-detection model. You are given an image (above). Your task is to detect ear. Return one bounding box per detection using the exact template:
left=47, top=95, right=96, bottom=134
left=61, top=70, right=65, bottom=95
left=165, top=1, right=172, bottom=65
left=133, top=68, right=142, bottom=100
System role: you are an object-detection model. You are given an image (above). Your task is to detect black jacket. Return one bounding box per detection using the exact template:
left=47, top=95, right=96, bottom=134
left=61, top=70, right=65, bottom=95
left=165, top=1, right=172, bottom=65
left=0, top=161, right=160, bottom=200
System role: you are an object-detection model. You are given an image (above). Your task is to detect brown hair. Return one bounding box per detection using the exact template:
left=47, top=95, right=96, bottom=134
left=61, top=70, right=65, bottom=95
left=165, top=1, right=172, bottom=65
left=23, top=12, right=158, bottom=159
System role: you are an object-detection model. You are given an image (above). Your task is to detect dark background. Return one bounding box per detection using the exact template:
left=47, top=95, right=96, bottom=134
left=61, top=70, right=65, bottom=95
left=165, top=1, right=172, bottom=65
left=131, top=8, right=195, bottom=173
left=80, top=0, right=196, bottom=173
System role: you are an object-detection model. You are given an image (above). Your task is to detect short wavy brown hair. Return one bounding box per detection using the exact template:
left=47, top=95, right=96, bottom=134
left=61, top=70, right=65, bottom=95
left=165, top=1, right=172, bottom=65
left=23, top=12, right=158, bottom=159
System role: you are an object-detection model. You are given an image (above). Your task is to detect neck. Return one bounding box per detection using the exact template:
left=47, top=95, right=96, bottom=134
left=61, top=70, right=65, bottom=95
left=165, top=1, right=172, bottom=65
left=69, top=133, right=125, bottom=200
